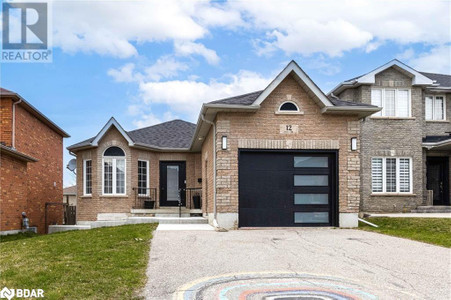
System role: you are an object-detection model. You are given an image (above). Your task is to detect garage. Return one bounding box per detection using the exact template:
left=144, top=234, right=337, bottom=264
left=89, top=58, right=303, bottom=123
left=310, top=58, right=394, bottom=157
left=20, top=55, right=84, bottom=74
left=238, top=150, right=338, bottom=227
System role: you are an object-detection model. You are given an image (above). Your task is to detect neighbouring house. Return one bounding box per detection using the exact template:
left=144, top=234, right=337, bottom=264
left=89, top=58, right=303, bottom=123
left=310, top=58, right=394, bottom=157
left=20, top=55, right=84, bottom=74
left=63, top=185, right=77, bottom=206
left=68, top=60, right=381, bottom=229
left=330, top=60, right=450, bottom=212
left=0, top=88, right=70, bottom=234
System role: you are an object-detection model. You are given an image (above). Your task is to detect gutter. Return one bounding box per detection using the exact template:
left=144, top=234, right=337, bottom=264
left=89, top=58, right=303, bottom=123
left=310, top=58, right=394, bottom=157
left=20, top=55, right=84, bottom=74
left=201, top=113, right=219, bottom=228
left=12, top=98, right=23, bottom=148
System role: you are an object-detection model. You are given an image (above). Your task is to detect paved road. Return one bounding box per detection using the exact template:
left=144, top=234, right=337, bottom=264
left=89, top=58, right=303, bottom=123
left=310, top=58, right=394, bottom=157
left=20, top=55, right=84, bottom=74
left=143, top=228, right=450, bottom=299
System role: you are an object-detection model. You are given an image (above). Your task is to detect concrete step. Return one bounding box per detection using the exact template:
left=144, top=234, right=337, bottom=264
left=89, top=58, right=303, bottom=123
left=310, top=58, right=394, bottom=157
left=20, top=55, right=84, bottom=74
left=412, top=206, right=451, bottom=213
left=128, top=217, right=208, bottom=224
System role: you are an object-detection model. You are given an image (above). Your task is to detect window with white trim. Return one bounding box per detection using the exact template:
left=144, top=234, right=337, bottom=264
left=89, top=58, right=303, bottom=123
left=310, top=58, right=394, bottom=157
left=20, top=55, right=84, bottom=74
left=83, top=159, right=92, bottom=195
left=103, top=146, right=126, bottom=195
left=371, top=88, right=411, bottom=117
left=425, top=95, right=446, bottom=120
left=138, top=160, right=149, bottom=195
left=371, top=157, right=412, bottom=193
left=278, top=101, right=299, bottom=112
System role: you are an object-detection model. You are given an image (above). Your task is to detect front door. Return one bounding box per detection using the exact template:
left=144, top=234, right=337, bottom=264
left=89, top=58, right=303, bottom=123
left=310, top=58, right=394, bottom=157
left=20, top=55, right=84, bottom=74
left=427, top=157, right=450, bottom=206
left=160, top=162, right=186, bottom=207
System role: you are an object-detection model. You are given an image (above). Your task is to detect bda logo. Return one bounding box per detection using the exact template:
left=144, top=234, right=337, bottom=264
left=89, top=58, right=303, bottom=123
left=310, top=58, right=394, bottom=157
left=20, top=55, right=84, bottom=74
left=0, top=287, right=14, bottom=300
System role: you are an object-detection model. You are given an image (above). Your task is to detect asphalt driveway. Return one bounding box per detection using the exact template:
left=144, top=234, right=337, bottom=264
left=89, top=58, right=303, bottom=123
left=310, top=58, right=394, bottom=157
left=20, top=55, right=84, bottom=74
left=143, top=228, right=450, bottom=299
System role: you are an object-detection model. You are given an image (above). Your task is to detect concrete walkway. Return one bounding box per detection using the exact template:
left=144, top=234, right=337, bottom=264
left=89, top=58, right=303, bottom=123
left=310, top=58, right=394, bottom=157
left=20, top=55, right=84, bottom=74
left=368, top=213, right=450, bottom=218
left=143, top=228, right=450, bottom=299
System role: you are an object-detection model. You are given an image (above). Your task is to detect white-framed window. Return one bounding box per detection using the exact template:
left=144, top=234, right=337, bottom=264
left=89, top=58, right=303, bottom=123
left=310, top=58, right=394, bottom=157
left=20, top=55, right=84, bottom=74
left=138, top=160, right=149, bottom=195
left=371, top=157, right=412, bottom=193
left=425, top=95, right=446, bottom=120
left=102, top=146, right=126, bottom=195
left=83, top=159, right=92, bottom=195
left=278, top=101, right=300, bottom=112
left=371, top=88, right=411, bottom=117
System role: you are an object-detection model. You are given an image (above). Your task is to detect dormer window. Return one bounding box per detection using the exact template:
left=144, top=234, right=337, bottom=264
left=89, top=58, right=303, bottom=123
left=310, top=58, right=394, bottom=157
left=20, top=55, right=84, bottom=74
left=276, top=101, right=303, bottom=115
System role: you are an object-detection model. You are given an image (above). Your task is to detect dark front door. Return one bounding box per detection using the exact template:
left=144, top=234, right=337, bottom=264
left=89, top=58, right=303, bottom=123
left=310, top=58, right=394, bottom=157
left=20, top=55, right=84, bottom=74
left=238, top=150, right=338, bottom=227
left=160, top=162, right=186, bottom=207
left=427, top=157, right=450, bottom=206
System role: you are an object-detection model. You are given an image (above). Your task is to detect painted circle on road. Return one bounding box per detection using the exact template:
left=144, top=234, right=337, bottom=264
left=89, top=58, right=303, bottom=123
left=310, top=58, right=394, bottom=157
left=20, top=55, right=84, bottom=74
left=173, top=272, right=413, bottom=300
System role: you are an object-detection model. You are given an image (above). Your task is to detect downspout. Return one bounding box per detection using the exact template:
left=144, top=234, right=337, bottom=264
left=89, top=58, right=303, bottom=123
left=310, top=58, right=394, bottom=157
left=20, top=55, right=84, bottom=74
left=201, top=114, right=218, bottom=228
left=12, top=98, right=23, bottom=149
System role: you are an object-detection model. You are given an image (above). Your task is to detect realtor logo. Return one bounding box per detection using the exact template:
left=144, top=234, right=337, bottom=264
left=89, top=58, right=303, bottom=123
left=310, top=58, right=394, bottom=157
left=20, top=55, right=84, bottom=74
left=0, top=287, right=14, bottom=300
left=0, top=287, right=44, bottom=299
left=1, top=1, right=52, bottom=62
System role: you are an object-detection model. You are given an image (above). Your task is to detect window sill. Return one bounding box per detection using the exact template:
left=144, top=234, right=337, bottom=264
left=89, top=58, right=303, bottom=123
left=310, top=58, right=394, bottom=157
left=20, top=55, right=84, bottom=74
left=80, top=195, right=92, bottom=198
left=426, top=120, right=449, bottom=123
left=100, top=195, right=128, bottom=198
left=371, top=193, right=416, bottom=197
left=370, top=116, right=415, bottom=120
left=275, top=111, right=305, bottom=115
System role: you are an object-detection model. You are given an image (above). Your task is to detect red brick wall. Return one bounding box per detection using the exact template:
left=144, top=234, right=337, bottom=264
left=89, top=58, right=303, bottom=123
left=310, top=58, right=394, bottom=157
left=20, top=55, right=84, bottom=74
left=0, top=98, right=13, bottom=147
left=14, top=105, right=64, bottom=233
left=0, top=154, right=28, bottom=231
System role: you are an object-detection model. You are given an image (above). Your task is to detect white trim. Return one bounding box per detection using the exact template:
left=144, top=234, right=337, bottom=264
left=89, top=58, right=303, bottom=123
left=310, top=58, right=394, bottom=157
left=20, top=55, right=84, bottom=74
left=83, top=159, right=92, bottom=196
left=252, top=60, right=333, bottom=108
left=102, top=147, right=127, bottom=196
left=425, top=94, right=446, bottom=121
left=92, top=117, right=134, bottom=147
left=137, top=159, right=150, bottom=196
left=371, top=88, right=411, bottom=117
left=278, top=101, right=300, bottom=112
left=371, top=157, right=413, bottom=194
left=357, top=60, right=434, bottom=86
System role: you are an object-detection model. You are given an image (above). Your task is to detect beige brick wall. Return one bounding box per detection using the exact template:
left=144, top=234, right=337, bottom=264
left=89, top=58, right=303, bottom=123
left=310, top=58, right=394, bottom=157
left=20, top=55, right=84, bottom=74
left=205, top=74, right=361, bottom=215
left=75, top=126, right=201, bottom=221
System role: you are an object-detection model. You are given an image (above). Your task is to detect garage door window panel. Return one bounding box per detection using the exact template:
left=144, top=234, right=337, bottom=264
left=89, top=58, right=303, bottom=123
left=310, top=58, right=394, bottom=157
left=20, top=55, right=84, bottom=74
left=294, top=212, right=329, bottom=224
left=294, top=175, right=328, bottom=186
left=294, top=156, right=328, bottom=168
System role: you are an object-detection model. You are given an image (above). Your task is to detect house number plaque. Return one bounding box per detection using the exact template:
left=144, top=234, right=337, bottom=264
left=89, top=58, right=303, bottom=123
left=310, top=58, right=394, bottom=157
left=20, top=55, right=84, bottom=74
left=280, top=124, right=298, bottom=134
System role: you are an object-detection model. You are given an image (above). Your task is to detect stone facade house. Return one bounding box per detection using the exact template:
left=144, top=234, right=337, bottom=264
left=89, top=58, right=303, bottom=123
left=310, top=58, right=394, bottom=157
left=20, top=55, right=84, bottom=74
left=0, top=88, right=69, bottom=234
left=67, top=60, right=451, bottom=229
left=330, top=60, right=450, bottom=213
left=68, top=61, right=381, bottom=229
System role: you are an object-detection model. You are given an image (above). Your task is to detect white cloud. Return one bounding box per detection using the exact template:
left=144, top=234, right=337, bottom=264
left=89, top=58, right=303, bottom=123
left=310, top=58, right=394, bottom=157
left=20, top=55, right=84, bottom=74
left=145, top=56, right=189, bottom=81
left=406, top=45, right=451, bottom=74
left=174, top=41, right=220, bottom=65
left=107, top=63, right=140, bottom=83
left=108, top=56, right=189, bottom=83
left=133, top=111, right=178, bottom=128
left=137, top=70, right=272, bottom=120
left=52, top=0, right=241, bottom=58
left=232, top=0, right=450, bottom=57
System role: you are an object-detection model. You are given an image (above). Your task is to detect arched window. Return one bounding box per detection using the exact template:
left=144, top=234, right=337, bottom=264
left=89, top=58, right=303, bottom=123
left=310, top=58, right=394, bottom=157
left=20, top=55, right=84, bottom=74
left=279, top=101, right=299, bottom=112
left=103, top=146, right=126, bottom=195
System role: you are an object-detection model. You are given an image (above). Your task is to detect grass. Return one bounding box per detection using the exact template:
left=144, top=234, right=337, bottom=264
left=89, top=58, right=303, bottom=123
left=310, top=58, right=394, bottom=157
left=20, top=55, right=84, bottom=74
left=0, top=224, right=157, bottom=299
left=0, top=231, right=37, bottom=243
left=359, top=217, right=451, bottom=248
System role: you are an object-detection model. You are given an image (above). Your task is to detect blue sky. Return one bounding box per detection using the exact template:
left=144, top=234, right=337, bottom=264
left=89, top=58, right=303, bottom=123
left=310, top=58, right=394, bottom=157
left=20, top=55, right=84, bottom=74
left=2, top=0, right=450, bottom=186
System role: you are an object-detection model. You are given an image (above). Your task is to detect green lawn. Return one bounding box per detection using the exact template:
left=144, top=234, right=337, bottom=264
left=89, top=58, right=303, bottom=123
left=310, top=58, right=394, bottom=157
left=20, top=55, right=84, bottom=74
left=359, top=217, right=451, bottom=248
left=0, top=224, right=157, bottom=299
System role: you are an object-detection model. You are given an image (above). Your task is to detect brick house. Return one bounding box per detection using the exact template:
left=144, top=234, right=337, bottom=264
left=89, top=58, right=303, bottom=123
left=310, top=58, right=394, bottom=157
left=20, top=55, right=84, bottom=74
left=0, top=88, right=70, bottom=234
left=330, top=60, right=450, bottom=213
left=68, top=61, right=380, bottom=229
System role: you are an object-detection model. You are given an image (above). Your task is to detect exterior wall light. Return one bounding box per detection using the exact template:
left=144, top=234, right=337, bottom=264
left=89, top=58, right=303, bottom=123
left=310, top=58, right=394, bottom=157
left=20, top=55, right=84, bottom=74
left=221, top=136, right=227, bottom=150
left=351, top=137, right=357, bottom=151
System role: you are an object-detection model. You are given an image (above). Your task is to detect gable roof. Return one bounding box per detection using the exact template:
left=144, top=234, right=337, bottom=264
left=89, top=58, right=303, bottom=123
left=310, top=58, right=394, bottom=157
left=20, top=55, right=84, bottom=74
left=330, top=59, right=438, bottom=95
left=253, top=60, right=334, bottom=108
left=420, top=72, right=451, bottom=88
left=63, top=185, right=77, bottom=195
left=209, top=90, right=263, bottom=105
left=68, top=119, right=196, bottom=151
left=1, top=87, right=70, bottom=137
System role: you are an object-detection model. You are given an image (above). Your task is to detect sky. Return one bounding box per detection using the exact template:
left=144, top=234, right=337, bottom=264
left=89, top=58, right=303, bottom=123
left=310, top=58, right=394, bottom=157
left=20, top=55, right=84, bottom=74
left=1, top=0, right=450, bottom=187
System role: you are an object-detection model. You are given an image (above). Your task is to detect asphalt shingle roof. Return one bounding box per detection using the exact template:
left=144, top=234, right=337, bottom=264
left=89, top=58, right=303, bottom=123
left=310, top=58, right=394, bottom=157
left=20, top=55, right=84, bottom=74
left=208, top=90, right=263, bottom=105
left=420, top=72, right=451, bottom=88
left=128, top=119, right=196, bottom=149
left=69, top=119, right=196, bottom=150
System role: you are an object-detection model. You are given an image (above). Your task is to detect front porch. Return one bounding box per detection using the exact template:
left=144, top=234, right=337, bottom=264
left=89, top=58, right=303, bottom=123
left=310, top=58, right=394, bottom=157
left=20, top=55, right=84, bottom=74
left=132, top=187, right=203, bottom=215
